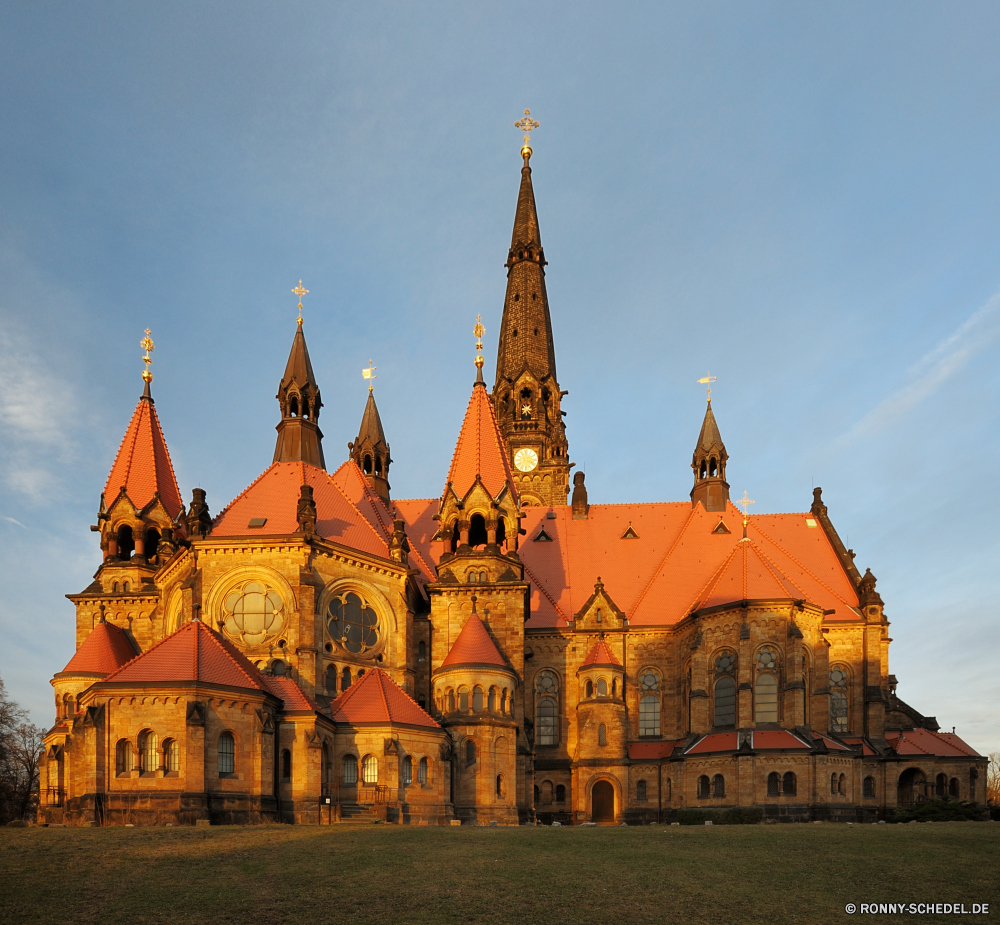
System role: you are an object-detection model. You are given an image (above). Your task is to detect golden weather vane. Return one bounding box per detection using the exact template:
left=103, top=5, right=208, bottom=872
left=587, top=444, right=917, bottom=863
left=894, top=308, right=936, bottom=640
left=474, top=315, right=485, bottom=371
left=140, top=328, right=154, bottom=384
left=292, top=280, right=309, bottom=324
left=515, top=109, right=539, bottom=161
left=362, top=359, right=377, bottom=392
left=698, top=371, right=717, bottom=402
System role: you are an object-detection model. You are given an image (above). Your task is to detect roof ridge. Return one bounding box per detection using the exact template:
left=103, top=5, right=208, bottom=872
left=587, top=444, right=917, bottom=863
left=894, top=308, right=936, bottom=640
left=320, top=465, right=390, bottom=555
left=631, top=505, right=700, bottom=615
left=209, top=625, right=269, bottom=690
left=747, top=539, right=808, bottom=601
left=375, top=667, right=392, bottom=718
left=103, top=618, right=195, bottom=682
left=213, top=462, right=282, bottom=526
left=684, top=540, right=744, bottom=614
left=521, top=559, right=568, bottom=623
left=148, top=402, right=182, bottom=513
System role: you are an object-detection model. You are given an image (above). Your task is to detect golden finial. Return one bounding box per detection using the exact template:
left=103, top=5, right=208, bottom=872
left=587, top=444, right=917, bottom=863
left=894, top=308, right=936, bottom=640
left=140, top=328, right=154, bottom=384
left=362, top=359, right=377, bottom=393
left=514, top=109, right=539, bottom=163
left=292, top=280, right=309, bottom=325
left=474, top=315, right=485, bottom=370
left=698, top=371, right=717, bottom=402
left=736, top=490, right=755, bottom=535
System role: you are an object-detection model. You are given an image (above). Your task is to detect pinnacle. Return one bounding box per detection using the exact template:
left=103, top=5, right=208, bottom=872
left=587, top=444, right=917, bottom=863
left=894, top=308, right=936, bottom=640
left=696, top=400, right=724, bottom=453
left=356, top=390, right=387, bottom=448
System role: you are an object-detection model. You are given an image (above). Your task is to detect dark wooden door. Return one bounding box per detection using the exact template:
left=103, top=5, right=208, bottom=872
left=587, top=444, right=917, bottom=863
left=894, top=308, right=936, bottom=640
left=592, top=780, right=615, bottom=823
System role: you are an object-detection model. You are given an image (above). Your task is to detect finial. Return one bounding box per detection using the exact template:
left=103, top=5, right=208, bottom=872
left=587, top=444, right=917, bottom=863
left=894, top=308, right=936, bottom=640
left=292, top=279, right=309, bottom=325
left=736, top=490, right=754, bottom=537
left=362, top=359, right=377, bottom=393
left=474, top=315, right=486, bottom=383
left=515, top=109, right=539, bottom=164
left=99, top=602, right=106, bottom=624
left=697, top=371, right=717, bottom=402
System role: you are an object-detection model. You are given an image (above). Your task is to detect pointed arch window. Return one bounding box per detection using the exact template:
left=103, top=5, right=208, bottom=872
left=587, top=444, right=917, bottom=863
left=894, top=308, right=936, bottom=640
left=598, top=724, right=607, bottom=747
left=713, top=652, right=738, bottom=726
left=755, top=647, right=779, bottom=723
left=418, top=757, right=428, bottom=784
left=639, top=670, right=661, bottom=736
left=636, top=779, right=647, bottom=802
left=218, top=732, right=235, bottom=775
left=830, top=667, right=849, bottom=734
left=343, top=753, right=358, bottom=784
left=536, top=671, right=559, bottom=746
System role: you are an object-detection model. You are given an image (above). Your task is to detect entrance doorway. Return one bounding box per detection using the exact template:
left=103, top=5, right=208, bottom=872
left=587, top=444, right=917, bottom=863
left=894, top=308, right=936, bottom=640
left=592, top=780, right=615, bottom=823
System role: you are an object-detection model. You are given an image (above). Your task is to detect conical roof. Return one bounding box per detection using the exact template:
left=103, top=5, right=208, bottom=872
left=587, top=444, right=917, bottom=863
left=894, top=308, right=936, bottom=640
left=356, top=390, right=387, bottom=447
left=104, top=395, right=183, bottom=518
left=510, top=163, right=542, bottom=251
left=580, top=637, right=622, bottom=668
left=329, top=667, right=439, bottom=727
left=60, top=620, right=139, bottom=676
left=445, top=381, right=517, bottom=502
left=280, top=324, right=318, bottom=392
left=440, top=615, right=507, bottom=668
left=695, top=401, right=724, bottom=453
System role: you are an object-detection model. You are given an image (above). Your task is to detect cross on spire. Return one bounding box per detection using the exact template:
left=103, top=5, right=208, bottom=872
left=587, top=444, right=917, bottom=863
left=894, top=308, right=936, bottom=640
left=515, top=109, right=539, bottom=162
left=698, top=371, right=717, bottom=402
left=362, top=359, right=377, bottom=392
left=292, top=279, right=309, bottom=325
left=140, top=328, right=154, bottom=385
left=736, top=490, right=754, bottom=529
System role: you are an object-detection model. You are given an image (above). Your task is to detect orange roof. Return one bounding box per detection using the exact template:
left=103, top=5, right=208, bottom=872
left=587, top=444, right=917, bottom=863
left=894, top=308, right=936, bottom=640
left=692, top=538, right=805, bottom=611
left=686, top=732, right=738, bottom=755
left=61, top=621, right=138, bottom=676
left=329, top=667, right=439, bottom=728
left=813, top=732, right=853, bottom=752
left=260, top=674, right=319, bottom=713
left=104, top=397, right=182, bottom=518
left=213, top=461, right=389, bottom=560
left=886, top=729, right=982, bottom=758
left=440, top=615, right=507, bottom=668
left=444, top=382, right=516, bottom=502
left=752, top=730, right=811, bottom=750
left=580, top=637, right=621, bottom=668
left=103, top=619, right=269, bottom=691
left=841, top=736, right=877, bottom=756
left=627, top=741, right=680, bottom=760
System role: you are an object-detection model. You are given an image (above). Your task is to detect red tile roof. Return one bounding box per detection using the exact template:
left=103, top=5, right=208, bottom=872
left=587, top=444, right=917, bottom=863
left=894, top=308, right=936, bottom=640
left=628, top=741, right=680, bottom=760
left=104, top=397, right=183, bottom=518
left=813, top=732, right=852, bottom=752
left=103, top=619, right=269, bottom=691
left=841, top=737, right=877, bottom=756
left=60, top=621, right=138, bottom=676
left=260, top=674, right=319, bottom=713
left=685, top=732, right=738, bottom=755
left=440, top=615, right=508, bottom=668
left=752, top=730, right=811, bottom=750
left=212, top=461, right=390, bottom=560
left=580, top=637, right=621, bottom=668
left=886, top=729, right=982, bottom=758
left=329, top=667, right=439, bottom=728
left=445, top=383, right=516, bottom=502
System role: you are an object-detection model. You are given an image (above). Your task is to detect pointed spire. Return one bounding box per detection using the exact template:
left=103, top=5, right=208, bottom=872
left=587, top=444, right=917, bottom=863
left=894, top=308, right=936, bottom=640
left=273, top=322, right=326, bottom=469
left=349, top=389, right=391, bottom=504
left=691, top=399, right=730, bottom=512
left=441, top=613, right=507, bottom=668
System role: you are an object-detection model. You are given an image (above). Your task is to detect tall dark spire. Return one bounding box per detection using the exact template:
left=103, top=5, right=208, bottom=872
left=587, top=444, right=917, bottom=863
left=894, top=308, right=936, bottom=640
left=273, top=323, right=325, bottom=469
left=690, top=399, right=730, bottom=512
left=491, top=145, right=570, bottom=507
left=349, top=389, right=391, bottom=504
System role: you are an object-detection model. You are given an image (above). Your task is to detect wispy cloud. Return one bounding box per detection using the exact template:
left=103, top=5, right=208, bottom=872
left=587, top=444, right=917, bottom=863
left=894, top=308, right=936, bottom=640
left=3, top=516, right=26, bottom=528
left=837, top=289, right=1000, bottom=446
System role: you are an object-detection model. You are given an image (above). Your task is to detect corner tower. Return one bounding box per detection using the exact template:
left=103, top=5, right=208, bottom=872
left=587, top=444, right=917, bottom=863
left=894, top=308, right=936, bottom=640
left=492, top=122, right=570, bottom=507
left=690, top=397, right=730, bottom=512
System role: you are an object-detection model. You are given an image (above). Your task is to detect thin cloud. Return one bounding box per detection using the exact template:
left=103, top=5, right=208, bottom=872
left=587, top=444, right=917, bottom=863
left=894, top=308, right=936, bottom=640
left=3, top=516, right=26, bottom=528
left=837, top=289, right=1000, bottom=446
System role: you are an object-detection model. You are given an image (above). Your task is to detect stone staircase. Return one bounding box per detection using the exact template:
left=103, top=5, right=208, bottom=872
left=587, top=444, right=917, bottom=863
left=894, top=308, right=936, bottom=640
left=337, top=803, right=380, bottom=825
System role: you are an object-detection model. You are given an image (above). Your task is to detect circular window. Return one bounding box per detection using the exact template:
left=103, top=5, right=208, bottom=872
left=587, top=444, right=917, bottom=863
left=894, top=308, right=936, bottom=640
left=222, top=581, right=285, bottom=646
left=327, top=591, right=380, bottom=655
left=756, top=646, right=778, bottom=672
left=715, top=653, right=737, bottom=675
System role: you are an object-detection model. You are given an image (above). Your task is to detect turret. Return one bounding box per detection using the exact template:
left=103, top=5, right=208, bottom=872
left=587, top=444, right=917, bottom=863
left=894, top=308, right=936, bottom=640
left=690, top=398, right=730, bottom=513
left=349, top=387, right=391, bottom=504
left=273, top=303, right=325, bottom=469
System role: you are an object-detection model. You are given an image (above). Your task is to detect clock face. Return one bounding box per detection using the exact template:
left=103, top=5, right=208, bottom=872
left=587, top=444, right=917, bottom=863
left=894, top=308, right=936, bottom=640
left=514, top=448, right=539, bottom=472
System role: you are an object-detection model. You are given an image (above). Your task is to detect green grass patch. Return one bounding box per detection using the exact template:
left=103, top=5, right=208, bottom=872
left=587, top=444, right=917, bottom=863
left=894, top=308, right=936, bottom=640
left=1, top=822, right=997, bottom=925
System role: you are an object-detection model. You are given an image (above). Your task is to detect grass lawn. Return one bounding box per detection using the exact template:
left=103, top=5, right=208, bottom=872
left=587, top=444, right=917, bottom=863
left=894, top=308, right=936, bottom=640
left=1, top=822, right=997, bottom=925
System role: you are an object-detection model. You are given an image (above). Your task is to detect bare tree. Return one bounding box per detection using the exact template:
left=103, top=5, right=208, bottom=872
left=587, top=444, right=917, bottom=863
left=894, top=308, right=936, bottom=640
left=0, top=675, right=44, bottom=824
left=988, top=753, right=999, bottom=808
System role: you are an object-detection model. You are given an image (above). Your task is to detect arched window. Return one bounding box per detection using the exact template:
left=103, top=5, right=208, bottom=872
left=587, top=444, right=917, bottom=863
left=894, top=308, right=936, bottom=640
left=709, top=457, right=718, bottom=477
left=468, top=513, right=488, bottom=547
left=784, top=772, right=797, bottom=797
left=556, top=784, right=566, bottom=803
left=467, top=571, right=479, bottom=584
left=450, top=520, right=459, bottom=553
left=281, top=749, right=291, bottom=780
left=597, top=678, right=608, bottom=697
left=362, top=755, right=378, bottom=784
left=970, top=768, right=978, bottom=801
left=459, top=687, right=469, bottom=712
left=831, top=773, right=839, bottom=795
left=122, top=581, right=130, bottom=592
left=465, top=740, right=476, bottom=765
left=830, top=667, right=849, bottom=733
left=447, top=690, right=456, bottom=713
left=936, top=773, right=947, bottom=798
left=343, top=753, right=358, bottom=784
left=301, top=398, right=310, bottom=420
left=473, top=687, right=484, bottom=712
left=374, top=455, right=382, bottom=476
left=768, top=772, right=780, bottom=797
left=501, top=689, right=509, bottom=714
left=534, top=785, right=540, bottom=804
left=289, top=395, right=299, bottom=417
left=496, top=517, right=506, bottom=547
left=62, top=694, right=72, bottom=719
left=325, top=664, right=337, bottom=692
left=145, top=527, right=160, bottom=559
left=638, top=670, right=660, bottom=736
left=864, top=776, right=876, bottom=798
left=341, top=667, right=351, bottom=691
left=218, top=732, right=235, bottom=774
left=488, top=688, right=496, bottom=712
left=363, top=453, right=373, bottom=474
left=585, top=679, right=594, bottom=698
left=536, top=672, right=559, bottom=745
left=636, top=779, right=647, bottom=802
left=116, top=524, right=134, bottom=560
left=598, top=724, right=607, bottom=746
left=755, top=673, right=778, bottom=723
left=541, top=780, right=553, bottom=804
left=698, top=775, right=710, bottom=798
left=837, top=773, right=845, bottom=795
left=115, top=739, right=133, bottom=777
left=418, top=757, right=428, bottom=784
left=418, top=641, right=426, bottom=662
left=403, top=755, right=412, bottom=785
left=714, top=677, right=737, bottom=727
left=272, top=660, right=286, bottom=676
left=137, top=730, right=158, bottom=773
left=713, top=774, right=726, bottom=798
left=112, top=581, right=120, bottom=593
left=496, top=774, right=505, bottom=797
left=162, top=738, right=179, bottom=773
left=949, top=777, right=960, bottom=798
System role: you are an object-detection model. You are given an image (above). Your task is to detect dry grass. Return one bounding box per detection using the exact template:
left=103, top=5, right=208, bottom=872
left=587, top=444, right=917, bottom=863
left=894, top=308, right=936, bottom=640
left=1, top=822, right=998, bottom=925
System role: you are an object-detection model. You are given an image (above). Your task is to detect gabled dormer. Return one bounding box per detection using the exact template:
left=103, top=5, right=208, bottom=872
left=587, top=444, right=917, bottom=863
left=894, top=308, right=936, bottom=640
left=573, top=578, right=626, bottom=632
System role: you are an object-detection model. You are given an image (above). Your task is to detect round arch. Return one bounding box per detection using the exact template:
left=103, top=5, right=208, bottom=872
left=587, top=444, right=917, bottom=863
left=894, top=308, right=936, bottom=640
left=587, top=774, right=621, bottom=824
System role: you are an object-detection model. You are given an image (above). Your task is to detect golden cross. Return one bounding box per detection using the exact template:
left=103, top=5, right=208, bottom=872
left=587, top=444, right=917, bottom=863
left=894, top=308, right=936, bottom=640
left=736, top=490, right=755, bottom=525
left=140, top=328, right=154, bottom=384
left=362, top=359, right=377, bottom=392
left=473, top=315, right=485, bottom=370
left=292, top=280, right=309, bottom=324
left=698, top=371, right=717, bottom=402
left=514, top=109, right=539, bottom=159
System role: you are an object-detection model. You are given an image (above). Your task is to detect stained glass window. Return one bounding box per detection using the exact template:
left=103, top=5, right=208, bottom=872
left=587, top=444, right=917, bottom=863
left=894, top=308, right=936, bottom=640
left=223, top=581, right=285, bottom=646
left=327, top=592, right=379, bottom=655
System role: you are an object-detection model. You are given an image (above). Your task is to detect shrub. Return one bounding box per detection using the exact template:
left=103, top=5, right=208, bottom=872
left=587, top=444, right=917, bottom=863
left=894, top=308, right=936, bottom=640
left=676, top=807, right=764, bottom=825
left=892, top=799, right=982, bottom=823
left=677, top=808, right=713, bottom=825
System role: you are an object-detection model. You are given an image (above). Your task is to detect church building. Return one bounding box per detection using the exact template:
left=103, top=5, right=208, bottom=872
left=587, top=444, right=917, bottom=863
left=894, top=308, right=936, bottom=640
left=40, top=127, right=986, bottom=826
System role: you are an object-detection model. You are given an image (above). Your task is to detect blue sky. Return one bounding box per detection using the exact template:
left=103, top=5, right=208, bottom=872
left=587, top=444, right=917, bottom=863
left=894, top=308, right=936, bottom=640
left=1, top=2, right=998, bottom=755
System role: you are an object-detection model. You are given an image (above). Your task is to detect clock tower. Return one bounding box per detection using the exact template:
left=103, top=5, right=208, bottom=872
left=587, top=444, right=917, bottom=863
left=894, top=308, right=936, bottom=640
left=492, top=124, right=571, bottom=507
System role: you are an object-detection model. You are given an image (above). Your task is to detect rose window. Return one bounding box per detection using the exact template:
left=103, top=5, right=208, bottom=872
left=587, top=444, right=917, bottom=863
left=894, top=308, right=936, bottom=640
left=639, top=670, right=659, bottom=692
left=222, top=581, right=285, bottom=646
left=536, top=672, right=557, bottom=694
left=715, top=653, right=737, bottom=675
left=327, top=592, right=380, bottom=655
left=830, top=668, right=847, bottom=688
left=756, top=647, right=778, bottom=672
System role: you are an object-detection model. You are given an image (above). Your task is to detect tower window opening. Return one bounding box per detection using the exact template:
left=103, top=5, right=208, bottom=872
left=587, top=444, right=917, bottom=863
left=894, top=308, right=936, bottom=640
left=534, top=327, right=539, bottom=335
left=709, top=457, right=718, bottom=478
left=145, top=527, right=160, bottom=558
left=598, top=724, right=607, bottom=747
left=375, top=455, right=382, bottom=476
left=341, top=667, right=351, bottom=691
left=469, top=514, right=488, bottom=547
left=289, top=396, right=299, bottom=417
left=699, top=460, right=707, bottom=480
left=301, top=399, right=310, bottom=420
left=363, top=454, right=373, bottom=475
left=514, top=293, right=520, bottom=302
left=450, top=520, right=459, bottom=553
left=496, top=517, right=506, bottom=547
left=116, top=524, right=134, bottom=560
